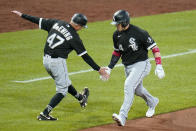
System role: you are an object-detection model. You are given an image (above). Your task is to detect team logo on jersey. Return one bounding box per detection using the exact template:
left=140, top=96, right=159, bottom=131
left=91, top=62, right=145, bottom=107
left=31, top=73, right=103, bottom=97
left=129, top=37, right=138, bottom=51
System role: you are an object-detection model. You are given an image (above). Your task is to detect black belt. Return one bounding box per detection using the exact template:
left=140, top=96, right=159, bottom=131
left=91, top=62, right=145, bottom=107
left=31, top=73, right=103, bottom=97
left=44, top=54, right=58, bottom=58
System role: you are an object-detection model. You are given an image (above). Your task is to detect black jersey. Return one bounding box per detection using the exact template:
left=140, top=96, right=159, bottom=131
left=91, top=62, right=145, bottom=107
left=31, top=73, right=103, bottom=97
left=39, top=18, right=87, bottom=58
left=113, top=24, right=156, bottom=66
left=21, top=14, right=100, bottom=71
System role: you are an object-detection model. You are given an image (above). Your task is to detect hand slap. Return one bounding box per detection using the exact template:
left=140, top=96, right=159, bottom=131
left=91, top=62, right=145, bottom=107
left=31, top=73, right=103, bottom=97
left=99, top=67, right=111, bottom=81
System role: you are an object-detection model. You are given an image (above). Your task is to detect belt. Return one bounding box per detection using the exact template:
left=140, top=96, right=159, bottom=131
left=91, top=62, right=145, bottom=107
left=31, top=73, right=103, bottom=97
left=44, top=54, right=58, bottom=58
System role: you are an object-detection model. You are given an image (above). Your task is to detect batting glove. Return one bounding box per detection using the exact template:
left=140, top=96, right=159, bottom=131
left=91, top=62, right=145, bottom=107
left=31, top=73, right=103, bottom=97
left=155, top=64, right=165, bottom=79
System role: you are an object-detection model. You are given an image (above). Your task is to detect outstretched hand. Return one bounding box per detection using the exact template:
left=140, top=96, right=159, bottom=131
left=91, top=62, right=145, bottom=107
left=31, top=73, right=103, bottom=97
left=99, top=67, right=110, bottom=81
left=11, top=10, right=22, bottom=16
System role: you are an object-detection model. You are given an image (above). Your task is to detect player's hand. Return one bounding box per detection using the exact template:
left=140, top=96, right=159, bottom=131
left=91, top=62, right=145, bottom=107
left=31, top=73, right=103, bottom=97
left=11, top=10, right=22, bottom=17
left=99, top=67, right=110, bottom=81
left=103, top=67, right=111, bottom=75
left=155, top=64, right=165, bottom=79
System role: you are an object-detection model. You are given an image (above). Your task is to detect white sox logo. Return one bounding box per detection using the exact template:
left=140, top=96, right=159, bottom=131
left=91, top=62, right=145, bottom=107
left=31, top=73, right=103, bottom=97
left=129, top=37, right=138, bottom=51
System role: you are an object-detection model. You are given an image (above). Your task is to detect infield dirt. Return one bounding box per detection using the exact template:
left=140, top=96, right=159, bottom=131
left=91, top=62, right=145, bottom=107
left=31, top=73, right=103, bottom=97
left=1, top=0, right=196, bottom=33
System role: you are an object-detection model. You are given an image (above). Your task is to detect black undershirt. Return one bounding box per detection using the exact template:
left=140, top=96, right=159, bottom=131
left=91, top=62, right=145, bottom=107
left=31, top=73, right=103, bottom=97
left=108, top=54, right=120, bottom=69
left=82, top=53, right=100, bottom=71
left=21, top=14, right=40, bottom=24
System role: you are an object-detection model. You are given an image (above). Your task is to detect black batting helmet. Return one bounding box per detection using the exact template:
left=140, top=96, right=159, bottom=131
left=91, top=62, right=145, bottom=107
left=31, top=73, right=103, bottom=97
left=71, top=13, right=88, bottom=28
left=111, top=10, right=130, bottom=27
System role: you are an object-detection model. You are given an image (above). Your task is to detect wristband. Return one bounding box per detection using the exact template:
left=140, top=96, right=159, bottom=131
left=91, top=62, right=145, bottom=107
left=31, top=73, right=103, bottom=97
left=152, top=47, right=160, bottom=53
left=112, top=51, right=121, bottom=57
left=155, top=57, right=161, bottom=65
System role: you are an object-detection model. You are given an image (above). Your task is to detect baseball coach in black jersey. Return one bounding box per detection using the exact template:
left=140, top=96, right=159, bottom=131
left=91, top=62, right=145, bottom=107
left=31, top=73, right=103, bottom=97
left=105, top=10, right=165, bottom=126
left=11, top=10, right=109, bottom=121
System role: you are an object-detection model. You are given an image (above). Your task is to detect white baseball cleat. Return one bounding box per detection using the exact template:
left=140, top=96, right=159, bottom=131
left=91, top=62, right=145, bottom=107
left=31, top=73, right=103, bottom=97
left=112, top=113, right=125, bottom=126
left=146, top=97, right=159, bottom=117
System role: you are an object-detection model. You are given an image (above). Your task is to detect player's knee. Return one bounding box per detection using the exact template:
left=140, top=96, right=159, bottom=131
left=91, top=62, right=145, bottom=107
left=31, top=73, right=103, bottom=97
left=124, top=82, right=135, bottom=90
left=56, top=86, right=68, bottom=96
left=135, top=90, right=142, bottom=96
left=124, top=84, right=135, bottom=95
left=135, top=88, right=144, bottom=96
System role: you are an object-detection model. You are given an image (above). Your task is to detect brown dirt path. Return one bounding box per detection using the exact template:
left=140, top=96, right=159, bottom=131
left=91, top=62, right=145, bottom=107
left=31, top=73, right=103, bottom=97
left=81, top=107, right=196, bottom=131
left=1, top=0, right=196, bottom=33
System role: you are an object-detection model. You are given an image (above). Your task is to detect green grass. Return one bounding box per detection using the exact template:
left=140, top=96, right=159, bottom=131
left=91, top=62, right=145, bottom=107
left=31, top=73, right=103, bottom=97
left=0, top=10, right=196, bottom=130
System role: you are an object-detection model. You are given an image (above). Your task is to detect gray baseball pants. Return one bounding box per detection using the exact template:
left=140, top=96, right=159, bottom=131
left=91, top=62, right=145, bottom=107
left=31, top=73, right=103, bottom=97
left=119, top=59, right=157, bottom=119
left=43, top=55, right=71, bottom=96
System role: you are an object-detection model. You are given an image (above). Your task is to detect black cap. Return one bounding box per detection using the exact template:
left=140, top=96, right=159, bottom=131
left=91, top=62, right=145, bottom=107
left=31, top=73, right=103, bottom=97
left=71, top=13, right=88, bottom=28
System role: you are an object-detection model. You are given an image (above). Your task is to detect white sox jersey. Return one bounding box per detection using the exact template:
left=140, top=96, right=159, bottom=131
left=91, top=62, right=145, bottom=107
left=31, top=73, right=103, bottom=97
left=39, top=18, right=87, bottom=59
left=21, top=14, right=100, bottom=71
left=113, top=24, right=156, bottom=66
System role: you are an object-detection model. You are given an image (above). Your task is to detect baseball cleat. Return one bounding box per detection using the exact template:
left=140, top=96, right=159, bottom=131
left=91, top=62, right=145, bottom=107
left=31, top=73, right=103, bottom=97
left=37, top=112, right=58, bottom=121
left=79, top=87, right=89, bottom=108
left=146, top=97, right=159, bottom=117
left=112, top=113, right=125, bottom=126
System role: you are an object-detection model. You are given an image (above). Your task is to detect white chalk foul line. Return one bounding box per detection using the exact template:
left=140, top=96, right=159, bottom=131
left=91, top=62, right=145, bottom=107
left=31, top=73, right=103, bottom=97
left=12, top=69, right=94, bottom=84
left=12, top=49, right=196, bottom=83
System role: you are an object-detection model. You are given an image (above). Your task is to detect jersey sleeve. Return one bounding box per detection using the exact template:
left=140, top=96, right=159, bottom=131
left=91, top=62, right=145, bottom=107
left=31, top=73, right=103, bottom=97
left=142, top=31, right=156, bottom=50
left=113, top=32, right=120, bottom=51
left=71, top=38, right=87, bottom=56
left=39, top=18, right=58, bottom=32
left=21, top=14, right=40, bottom=25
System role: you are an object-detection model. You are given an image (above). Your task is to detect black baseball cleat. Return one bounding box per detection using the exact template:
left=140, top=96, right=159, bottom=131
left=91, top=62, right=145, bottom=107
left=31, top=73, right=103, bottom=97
left=79, top=87, right=89, bottom=108
left=37, top=112, right=58, bottom=121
